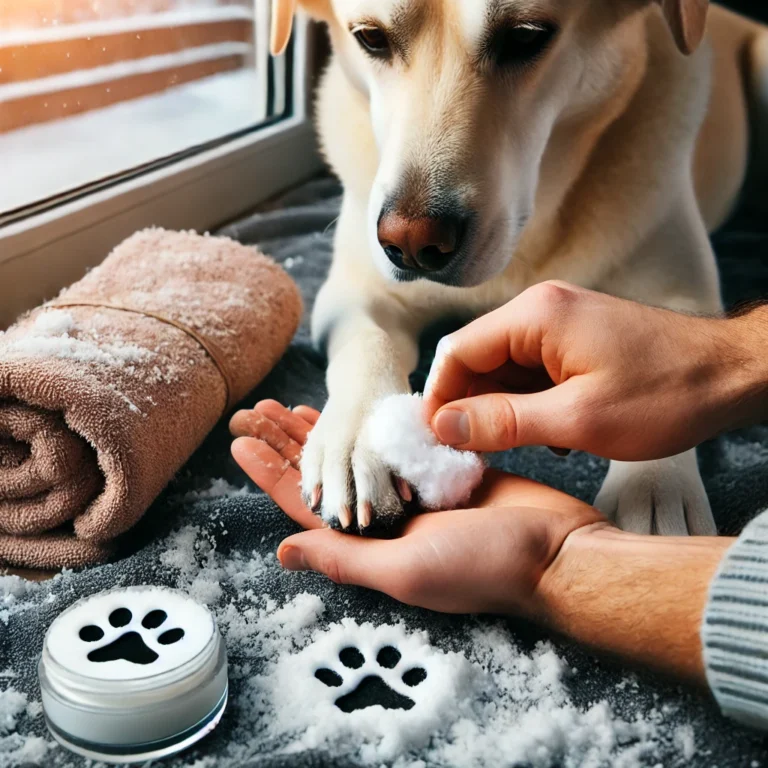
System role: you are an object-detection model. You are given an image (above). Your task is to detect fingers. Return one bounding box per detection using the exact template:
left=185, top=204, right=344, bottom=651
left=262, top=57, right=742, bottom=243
left=230, top=401, right=321, bottom=468
left=293, top=405, right=321, bottom=425
left=423, top=293, right=550, bottom=419
left=231, top=437, right=322, bottom=530
left=277, top=529, right=404, bottom=593
left=431, top=380, right=587, bottom=452
left=466, top=364, right=553, bottom=398
left=254, top=400, right=316, bottom=443
left=229, top=410, right=304, bottom=466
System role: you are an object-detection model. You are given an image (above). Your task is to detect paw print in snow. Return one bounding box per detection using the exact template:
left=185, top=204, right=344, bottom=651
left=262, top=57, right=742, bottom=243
left=315, top=644, right=428, bottom=712
left=267, top=620, right=478, bottom=762
left=79, top=607, right=185, bottom=665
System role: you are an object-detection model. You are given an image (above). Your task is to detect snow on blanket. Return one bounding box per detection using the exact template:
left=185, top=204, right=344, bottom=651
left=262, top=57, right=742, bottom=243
left=0, top=517, right=697, bottom=768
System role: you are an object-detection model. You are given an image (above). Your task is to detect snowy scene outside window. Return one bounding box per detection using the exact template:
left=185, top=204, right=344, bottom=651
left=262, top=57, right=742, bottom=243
left=0, top=0, right=281, bottom=216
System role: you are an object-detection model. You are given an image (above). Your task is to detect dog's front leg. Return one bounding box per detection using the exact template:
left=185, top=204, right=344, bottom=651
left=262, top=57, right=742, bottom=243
left=303, top=271, right=419, bottom=534
left=591, top=198, right=720, bottom=536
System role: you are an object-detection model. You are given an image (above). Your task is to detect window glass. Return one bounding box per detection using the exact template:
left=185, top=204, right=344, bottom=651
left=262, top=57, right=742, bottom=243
left=0, top=0, right=282, bottom=217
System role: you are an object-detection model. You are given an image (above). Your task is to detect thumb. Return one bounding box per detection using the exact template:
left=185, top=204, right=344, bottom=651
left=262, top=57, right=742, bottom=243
left=431, top=380, right=587, bottom=452
left=277, top=529, right=407, bottom=596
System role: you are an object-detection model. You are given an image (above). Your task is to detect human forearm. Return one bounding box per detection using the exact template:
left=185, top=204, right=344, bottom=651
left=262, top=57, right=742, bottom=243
left=723, top=304, right=768, bottom=430
left=534, top=525, right=733, bottom=682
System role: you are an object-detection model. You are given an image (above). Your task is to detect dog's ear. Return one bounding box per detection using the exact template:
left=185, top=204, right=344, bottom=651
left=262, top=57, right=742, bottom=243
left=271, top=0, right=297, bottom=57
left=270, top=0, right=333, bottom=56
left=656, top=0, right=709, bottom=55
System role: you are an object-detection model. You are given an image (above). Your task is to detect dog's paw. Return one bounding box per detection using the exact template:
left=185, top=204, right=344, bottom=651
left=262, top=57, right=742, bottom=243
left=300, top=397, right=412, bottom=535
left=594, top=450, right=716, bottom=536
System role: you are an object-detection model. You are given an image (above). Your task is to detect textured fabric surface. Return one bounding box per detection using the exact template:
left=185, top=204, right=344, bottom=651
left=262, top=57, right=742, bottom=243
left=1, top=178, right=767, bottom=767
left=0, top=228, right=302, bottom=569
left=703, top=509, right=768, bottom=730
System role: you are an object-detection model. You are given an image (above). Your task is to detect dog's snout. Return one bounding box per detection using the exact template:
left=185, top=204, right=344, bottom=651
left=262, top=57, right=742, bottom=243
left=377, top=212, right=464, bottom=272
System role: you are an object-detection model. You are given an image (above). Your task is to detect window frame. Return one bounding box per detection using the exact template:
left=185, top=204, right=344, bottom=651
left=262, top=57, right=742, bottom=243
left=0, top=14, right=324, bottom=328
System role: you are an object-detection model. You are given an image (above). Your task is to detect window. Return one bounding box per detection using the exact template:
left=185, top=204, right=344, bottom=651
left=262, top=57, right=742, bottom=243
left=0, top=0, right=292, bottom=218
left=0, top=1, right=322, bottom=328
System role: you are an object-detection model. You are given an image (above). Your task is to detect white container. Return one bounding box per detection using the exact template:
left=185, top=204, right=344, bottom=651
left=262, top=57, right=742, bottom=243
left=39, top=586, right=228, bottom=764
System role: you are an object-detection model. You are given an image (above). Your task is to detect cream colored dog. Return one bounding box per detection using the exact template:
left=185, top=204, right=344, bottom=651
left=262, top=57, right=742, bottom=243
left=270, top=0, right=768, bottom=535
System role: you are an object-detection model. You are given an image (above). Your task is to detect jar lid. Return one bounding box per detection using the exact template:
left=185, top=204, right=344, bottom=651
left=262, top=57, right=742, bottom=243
left=39, top=586, right=228, bottom=764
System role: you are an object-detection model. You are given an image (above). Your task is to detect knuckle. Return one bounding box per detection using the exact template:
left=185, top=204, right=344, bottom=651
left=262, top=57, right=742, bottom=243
left=534, top=280, right=576, bottom=313
left=435, top=334, right=455, bottom=359
left=491, top=395, right=520, bottom=447
left=563, top=393, right=601, bottom=446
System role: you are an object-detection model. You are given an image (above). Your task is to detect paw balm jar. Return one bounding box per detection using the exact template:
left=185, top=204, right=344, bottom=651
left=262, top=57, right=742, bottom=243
left=38, top=586, right=228, bottom=763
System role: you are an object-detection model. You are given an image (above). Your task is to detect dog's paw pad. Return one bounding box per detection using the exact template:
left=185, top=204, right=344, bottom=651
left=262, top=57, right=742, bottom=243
left=80, top=608, right=184, bottom=665
left=376, top=646, right=401, bottom=669
left=402, top=667, right=427, bottom=686
left=314, top=644, right=427, bottom=713
left=142, top=609, right=167, bottom=629
left=339, top=646, right=364, bottom=669
left=79, top=625, right=104, bottom=642
left=108, top=608, right=131, bottom=627
left=314, top=668, right=343, bottom=687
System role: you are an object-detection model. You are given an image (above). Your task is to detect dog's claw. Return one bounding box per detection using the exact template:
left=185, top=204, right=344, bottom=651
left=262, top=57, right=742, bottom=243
left=310, top=485, right=323, bottom=512
left=396, top=477, right=412, bottom=502
left=339, top=504, right=353, bottom=529
left=358, top=501, right=372, bottom=530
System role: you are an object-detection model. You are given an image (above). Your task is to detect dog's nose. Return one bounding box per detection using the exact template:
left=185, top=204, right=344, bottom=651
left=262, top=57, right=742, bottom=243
left=377, top=212, right=463, bottom=272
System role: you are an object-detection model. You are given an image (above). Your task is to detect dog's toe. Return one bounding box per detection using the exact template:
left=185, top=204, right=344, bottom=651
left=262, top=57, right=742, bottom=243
left=353, top=448, right=409, bottom=536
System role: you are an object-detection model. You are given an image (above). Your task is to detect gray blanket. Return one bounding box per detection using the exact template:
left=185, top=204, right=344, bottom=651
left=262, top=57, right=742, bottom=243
left=1, top=177, right=767, bottom=768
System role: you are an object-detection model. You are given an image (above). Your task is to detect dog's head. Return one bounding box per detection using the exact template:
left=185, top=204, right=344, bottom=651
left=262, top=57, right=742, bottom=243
left=273, top=0, right=708, bottom=287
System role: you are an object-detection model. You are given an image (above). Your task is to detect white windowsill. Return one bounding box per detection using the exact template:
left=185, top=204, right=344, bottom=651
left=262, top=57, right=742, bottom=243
left=0, top=15, right=325, bottom=328
left=0, top=69, right=267, bottom=213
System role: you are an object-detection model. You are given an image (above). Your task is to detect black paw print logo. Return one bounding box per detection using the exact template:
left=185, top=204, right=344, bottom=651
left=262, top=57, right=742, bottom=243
left=79, top=608, right=185, bottom=665
left=315, top=645, right=427, bottom=712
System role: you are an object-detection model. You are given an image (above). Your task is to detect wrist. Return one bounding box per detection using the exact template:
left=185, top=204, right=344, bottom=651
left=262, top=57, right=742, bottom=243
left=532, top=521, right=618, bottom=628
left=532, top=523, right=732, bottom=682
left=724, top=305, right=768, bottom=428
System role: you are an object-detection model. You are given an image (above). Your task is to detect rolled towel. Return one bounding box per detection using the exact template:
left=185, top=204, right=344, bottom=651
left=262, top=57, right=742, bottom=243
left=0, top=228, right=302, bottom=569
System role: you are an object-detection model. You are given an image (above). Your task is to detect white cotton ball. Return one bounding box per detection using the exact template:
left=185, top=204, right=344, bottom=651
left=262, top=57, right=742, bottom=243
left=364, top=393, right=484, bottom=510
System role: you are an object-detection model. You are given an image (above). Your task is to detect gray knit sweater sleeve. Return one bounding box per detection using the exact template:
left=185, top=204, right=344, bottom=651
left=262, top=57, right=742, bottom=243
left=702, top=510, right=768, bottom=730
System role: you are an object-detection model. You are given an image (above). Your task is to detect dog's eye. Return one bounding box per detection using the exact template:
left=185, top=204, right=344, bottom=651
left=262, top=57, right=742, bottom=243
left=353, top=26, right=391, bottom=57
left=486, top=22, right=557, bottom=70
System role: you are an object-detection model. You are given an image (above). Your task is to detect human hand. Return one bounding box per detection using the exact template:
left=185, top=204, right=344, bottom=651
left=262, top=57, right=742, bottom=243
left=230, top=400, right=604, bottom=616
left=423, top=281, right=751, bottom=461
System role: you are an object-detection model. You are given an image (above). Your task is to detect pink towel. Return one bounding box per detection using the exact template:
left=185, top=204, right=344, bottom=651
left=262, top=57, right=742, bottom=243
left=0, top=228, right=302, bottom=569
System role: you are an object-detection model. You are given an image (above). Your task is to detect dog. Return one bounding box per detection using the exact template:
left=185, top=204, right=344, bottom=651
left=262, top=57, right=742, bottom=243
left=269, top=0, right=768, bottom=535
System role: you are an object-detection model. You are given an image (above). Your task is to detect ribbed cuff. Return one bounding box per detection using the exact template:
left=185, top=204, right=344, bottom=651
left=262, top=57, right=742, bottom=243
left=702, top=510, right=768, bottom=730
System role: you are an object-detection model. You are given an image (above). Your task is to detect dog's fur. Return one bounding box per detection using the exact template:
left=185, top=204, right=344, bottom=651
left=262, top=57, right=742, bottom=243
left=271, top=0, right=768, bottom=535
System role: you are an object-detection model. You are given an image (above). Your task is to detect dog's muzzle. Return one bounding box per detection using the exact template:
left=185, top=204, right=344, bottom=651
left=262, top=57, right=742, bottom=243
left=377, top=210, right=468, bottom=274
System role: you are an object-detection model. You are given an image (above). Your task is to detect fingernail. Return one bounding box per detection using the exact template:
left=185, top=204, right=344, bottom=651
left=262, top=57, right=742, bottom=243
left=424, top=337, right=451, bottom=395
left=433, top=409, right=470, bottom=445
left=396, top=477, right=412, bottom=502
left=358, top=501, right=372, bottom=529
left=424, top=366, right=436, bottom=396
left=339, top=504, right=353, bottom=529
left=310, top=485, right=322, bottom=512
left=280, top=545, right=308, bottom=571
